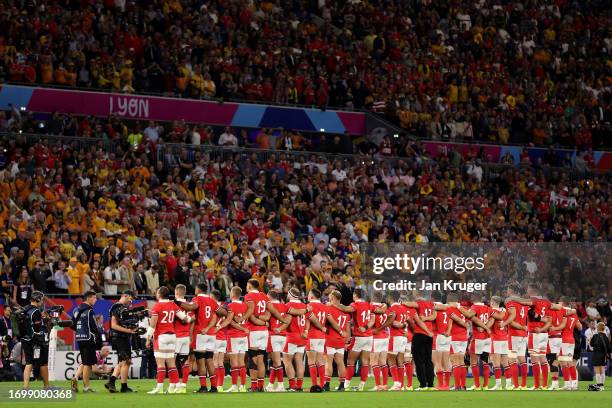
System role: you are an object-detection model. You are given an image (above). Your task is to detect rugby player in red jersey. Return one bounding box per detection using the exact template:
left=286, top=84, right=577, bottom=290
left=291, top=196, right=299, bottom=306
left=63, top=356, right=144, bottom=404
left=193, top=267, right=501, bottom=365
left=526, top=285, right=561, bottom=390
left=242, top=279, right=289, bottom=392
left=306, top=288, right=343, bottom=391
left=546, top=299, right=567, bottom=390
left=556, top=297, right=581, bottom=390
left=336, top=288, right=386, bottom=391
left=489, top=296, right=510, bottom=390
left=173, top=284, right=195, bottom=393
left=447, top=293, right=473, bottom=390
left=402, top=294, right=419, bottom=390
left=370, top=291, right=395, bottom=391
left=467, top=295, right=493, bottom=390
left=505, top=284, right=531, bottom=389
left=225, top=286, right=250, bottom=392
left=325, top=290, right=350, bottom=391
left=283, top=288, right=310, bottom=392
left=146, top=286, right=192, bottom=394
left=386, top=292, right=409, bottom=391
left=266, top=290, right=289, bottom=392
left=431, top=292, right=452, bottom=390
left=210, top=289, right=232, bottom=392
left=176, top=283, right=226, bottom=393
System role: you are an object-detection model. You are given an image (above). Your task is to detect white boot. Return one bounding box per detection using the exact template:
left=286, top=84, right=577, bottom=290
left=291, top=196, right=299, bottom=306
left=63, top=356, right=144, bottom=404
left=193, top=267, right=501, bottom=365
left=147, top=384, right=165, bottom=394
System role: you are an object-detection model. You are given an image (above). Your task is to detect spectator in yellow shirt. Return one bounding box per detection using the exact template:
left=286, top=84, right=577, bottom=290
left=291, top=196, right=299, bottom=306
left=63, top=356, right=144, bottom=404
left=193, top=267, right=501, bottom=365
left=67, top=257, right=83, bottom=294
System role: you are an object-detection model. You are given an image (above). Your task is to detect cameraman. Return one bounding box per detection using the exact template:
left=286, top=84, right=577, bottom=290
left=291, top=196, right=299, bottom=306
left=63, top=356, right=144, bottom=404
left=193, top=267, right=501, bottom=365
left=72, top=291, right=100, bottom=393
left=20, top=291, right=51, bottom=390
left=105, top=291, right=136, bottom=393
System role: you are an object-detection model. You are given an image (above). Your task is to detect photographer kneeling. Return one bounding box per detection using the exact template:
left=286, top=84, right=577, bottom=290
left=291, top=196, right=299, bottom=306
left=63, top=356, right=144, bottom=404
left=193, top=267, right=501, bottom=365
left=72, top=291, right=101, bottom=393
left=18, top=291, right=52, bottom=390
left=105, top=291, right=137, bottom=393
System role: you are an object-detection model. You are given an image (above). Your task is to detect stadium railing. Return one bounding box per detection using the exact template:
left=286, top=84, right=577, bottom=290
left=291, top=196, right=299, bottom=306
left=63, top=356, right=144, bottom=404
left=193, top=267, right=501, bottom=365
left=5, top=132, right=607, bottom=182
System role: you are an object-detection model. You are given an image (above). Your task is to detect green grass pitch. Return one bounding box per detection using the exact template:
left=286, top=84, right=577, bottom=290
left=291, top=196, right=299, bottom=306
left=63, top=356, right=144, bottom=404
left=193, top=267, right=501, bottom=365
left=0, top=378, right=609, bottom=408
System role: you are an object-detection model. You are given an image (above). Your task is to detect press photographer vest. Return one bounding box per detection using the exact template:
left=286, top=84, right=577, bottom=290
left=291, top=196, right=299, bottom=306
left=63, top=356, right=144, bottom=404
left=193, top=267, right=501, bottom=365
left=74, top=303, right=94, bottom=341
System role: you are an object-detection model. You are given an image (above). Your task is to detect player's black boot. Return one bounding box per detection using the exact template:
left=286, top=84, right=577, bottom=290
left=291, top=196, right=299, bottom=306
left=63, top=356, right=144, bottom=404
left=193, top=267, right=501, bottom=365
left=209, top=386, right=218, bottom=393
left=336, top=383, right=345, bottom=392
left=323, top=382, right=330, bottom=392
left=105, top=378, right=117, bottom=393
left=120, top=385, right=135, bottom=393
left=310, top=385, right=323, bottom=393
left=195, top=386, right=208, bottom=393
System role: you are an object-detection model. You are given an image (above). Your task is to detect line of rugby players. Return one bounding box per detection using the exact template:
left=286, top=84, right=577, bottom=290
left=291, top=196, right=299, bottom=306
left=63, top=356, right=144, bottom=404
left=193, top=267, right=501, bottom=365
left=141, top=280, right=581, bottom=393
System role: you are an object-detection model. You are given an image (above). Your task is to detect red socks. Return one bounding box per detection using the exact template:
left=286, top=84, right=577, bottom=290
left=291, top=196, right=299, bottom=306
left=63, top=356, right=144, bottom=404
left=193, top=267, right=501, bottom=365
left=482, top=364, right=490, bottom=387
left=521, top=363, right=528, bottom=387
left=472, top=365, right=480, bottom=388
left=382, top=365, right=389, bottom=386
left=346, top=364, right=355, bottom=381
left=436, top=371, right=444, bottom=388
left=360, top=365, right=369, bottom=382
left=495, top=367, right=502, bottom=380
left=168, top=368, right=179, bottom=384
left=239, top=366, right=246, bottom=385
left=289, top=378, right=296, bottom=389
left=216, top=367, right=224, bottom=387
left=296, top=378, right=303, bottom=389
left=199, top=374, right=207, bottom=387
left=570, top=366, right=577, bottom=381
left=541, top=363, right=549, bottom=387
left=318, top=365, right=326, bottom=387
left=182, top=364, right=190, bottom=384
left=373, top=365, right=381, bottom=386
left=309, top=365, right=318, bottom=386
left=390, top=365, right=398, bottom=382
left=157, top=368, right=166, bottom=384
left=277, top=367, right=284, bottom=384
left=405, top=363, right=413, bottom=387
left=533, top=363, right=541, bottom=388
left=231, top=368, right=238, bottom=385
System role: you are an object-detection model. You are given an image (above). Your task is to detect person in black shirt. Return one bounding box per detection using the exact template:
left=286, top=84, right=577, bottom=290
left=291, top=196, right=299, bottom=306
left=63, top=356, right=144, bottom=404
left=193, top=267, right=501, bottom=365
left=20, top=291, right=51, bottom=390
left=30, top=260, right=51, bottom=292
left=590, top=322, right=611, bottom=391
left=12, top=267, right=32, bottom=308
left=71, top=291, right=100, bottom=393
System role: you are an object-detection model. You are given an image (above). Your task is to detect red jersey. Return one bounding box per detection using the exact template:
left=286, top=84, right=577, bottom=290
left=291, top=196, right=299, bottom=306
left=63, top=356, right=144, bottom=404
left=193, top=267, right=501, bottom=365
left=215, top=313, right=228, bottom=341
left=506, top=300, right=529, bottom=337
left=548, top=308, right=565, bottom=337
left=388, top=303, right=408, bottom=337
left=528, top=298, right=551, bottom=331
left=413, top=300, right=434, bottom=335
left=326, top=305, right=349, bottom=349
left=350, top=300, right=374, bottom=337
left=269, top=301, right=288, bottom=336
left=151, top=300, right=181, bottom=337
left=405, top=306, right=417, bottom=341
left=561, top=309, right=577, bottom=343
left=470, top=303, right=492, bottom=340
left=308, top=301, right=328, bottom=339
left=434, top=303, right=451, bottom=335
left=244, top=291, right=270, bottom=332
left=286, top=301, right=308, bottom=346
left=490, top=307, right=508, bottom=341
left=372, top=303, right=390, bottom=339
left=174, top=301, right=194, bottom=338
left=194, top=294, right=220, bottom=335
left=226, top=301, right=248, bottom=338
left=448, top=306, right=469, bottom=341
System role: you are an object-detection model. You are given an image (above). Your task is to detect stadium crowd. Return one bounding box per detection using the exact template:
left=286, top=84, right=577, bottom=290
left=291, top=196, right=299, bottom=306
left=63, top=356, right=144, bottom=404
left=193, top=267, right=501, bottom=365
left=0, top=0, right=611, bottom=147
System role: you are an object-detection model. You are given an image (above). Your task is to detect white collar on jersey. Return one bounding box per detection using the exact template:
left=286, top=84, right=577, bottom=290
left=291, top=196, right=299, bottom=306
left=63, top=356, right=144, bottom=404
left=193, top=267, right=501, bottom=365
left=473, top=302, right=484, bottom=305
left=176, top=298, right=186, bottom=302
left=310, top=300, right=321, bottom=303
left=271, top=300, right=281, bottom=304
left=232, top=300, right=242, bottom=303
left=158, top=299, right=170, bottom=303
left=197, top=294, right=210, bottom=297
left=249, top=290, right=260, bottom=294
